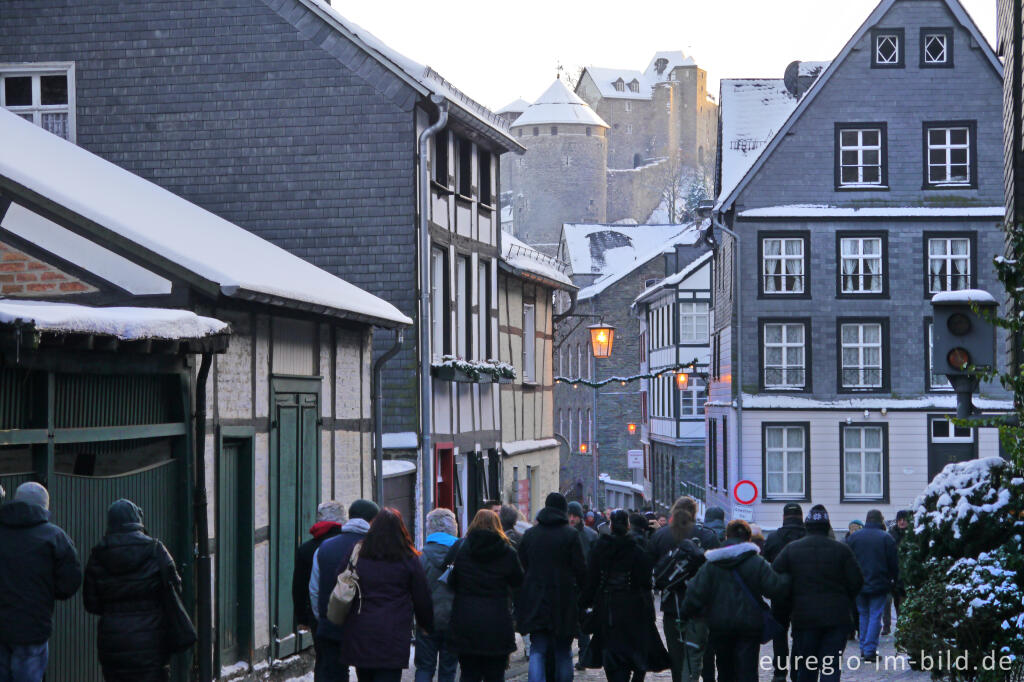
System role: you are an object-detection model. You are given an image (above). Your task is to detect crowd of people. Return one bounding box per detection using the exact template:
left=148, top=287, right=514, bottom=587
left=296, top=494, right=907, bottom=682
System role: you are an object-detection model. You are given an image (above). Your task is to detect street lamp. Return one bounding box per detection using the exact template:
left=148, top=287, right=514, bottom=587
left=676, top=371, right=689, bottom=389
left=580, top=442, right=588, bottom=454
left=588, top=322, right=616, bottom=359
left=627, top=422, right=637, bottom=435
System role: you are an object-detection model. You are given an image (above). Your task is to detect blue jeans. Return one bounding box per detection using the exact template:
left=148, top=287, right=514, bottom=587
left=856, top=593, right=888, bottom=657
left=0, top=642, right=48, bottom=682
left=415, top=630, right=458, bottom=682
left=528, top=632, right=572, bottom=682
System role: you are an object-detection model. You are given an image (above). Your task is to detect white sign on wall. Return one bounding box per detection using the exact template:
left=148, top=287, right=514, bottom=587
left=627, top=449, right=644, bottom=470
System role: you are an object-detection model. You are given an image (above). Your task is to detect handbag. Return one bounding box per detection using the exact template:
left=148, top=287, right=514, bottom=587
left=327, top=541, right=363, bottom=625
left=151, top=542, right=197, bottom=655
left=730, top=569, right=784, bottom=645
left=437, top=541, right=464, bottom=586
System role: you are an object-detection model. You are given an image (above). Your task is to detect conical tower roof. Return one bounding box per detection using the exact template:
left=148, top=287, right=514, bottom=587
left=510, top=79, right=609, bottom=129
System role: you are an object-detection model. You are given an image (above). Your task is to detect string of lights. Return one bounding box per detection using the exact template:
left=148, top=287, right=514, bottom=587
left=554, top=360, right=701, bottom=389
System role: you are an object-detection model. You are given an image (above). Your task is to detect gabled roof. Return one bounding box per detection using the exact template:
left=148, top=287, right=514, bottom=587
left=633, top=251, right=713, bottom=306
left=581, top=67, right=653, bottom=100
left=0, top=109, right=411, bottom=328
left=496, top=98, right=532, bottom=115
left=511, top=79, right=609, bottom=128
left=500, top=231, right=576, bottom=290
left=293, top=0, right=524, bottom=153
left=715, top=0, right=1003, bottom=213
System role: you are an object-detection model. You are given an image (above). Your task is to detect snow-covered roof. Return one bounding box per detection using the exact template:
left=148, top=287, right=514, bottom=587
left=502, top=438, right=560, bottom=456
left=511, top=79, right=609, bottom=129
left=381, top=432, right=419, bottom=450
left=738, top=205, right=1006, bottom=219
left=500, top=232, right=575, bottom=289
left=496, top=98, right=531, bottom=115
left=561, top=223, right=694, bottom=277
left=798, top=60, right=831, bottom=77
left=644, top=51, right=697, bottom=82
left=569, top=223, right=704, bottom=300
left=0, top=109, right=411, bottom=328
left=582, top=67, right=652, bottom=100
left=931, top=289, right=998, bottom=305
left=634, top=251, right=713, bottom=306
left=716, top=0, right=1002, bottom=213
left=716, top=79, right=797, bottom=206
left=599, top=473, right=644, bottom=494
left=0, top=300, right=228, bottom=341
left=298, top=0, right=523, bottom=153
left=740, top=393, right=1013, bottom=411
left=381, top=460, right=417, bottom=477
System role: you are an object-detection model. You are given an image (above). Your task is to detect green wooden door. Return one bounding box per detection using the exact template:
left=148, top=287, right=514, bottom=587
left=218, top=434, right=254, bottom=668
left=270, top=380, right=320, bottom=657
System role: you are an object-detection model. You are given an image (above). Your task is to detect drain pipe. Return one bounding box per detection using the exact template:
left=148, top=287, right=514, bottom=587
left=711, top=215, right=743, bottom=484
left=193, top=352, right=214, bottom=682
left=373, top=329, right=404, bottom=504
left=418, top=96, right=448, bottom=542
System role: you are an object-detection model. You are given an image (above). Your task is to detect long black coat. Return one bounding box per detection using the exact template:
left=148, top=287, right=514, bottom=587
left=580, top=534, right=670, bottom=672
left=516, top=506, right=587, bottom=637
left=447, top=530, right=524, bottom=657
left=762, top=519, right=807, bottom=564
left=83, top=530, right=180, bottom=681
left=772, top=531, right=863, bottom=630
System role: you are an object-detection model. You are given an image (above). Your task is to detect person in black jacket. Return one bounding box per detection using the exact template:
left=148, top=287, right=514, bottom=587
left=763, top=503, right=807, bottom=682
left=517, top=492, right=586, bottom=682
left=647, top=496, right=717, bottom=682
left=447, top=509, right=524, bottom=682
left=845, top=510, right=898, bottom=662
left=580, top=510, right=670, bottom=682
left=682, top=520, right=789, bottom=682
left=773, top=505, right=863, bottom=682
left=293, top=501, right=346, bottom=632
left=0, top=482, right=82, bottom=682
left=83, top=499, right=183, bottom=682
left=568, top=501, right=598, bottom=671
left=882, top=510, right=910, bottom=636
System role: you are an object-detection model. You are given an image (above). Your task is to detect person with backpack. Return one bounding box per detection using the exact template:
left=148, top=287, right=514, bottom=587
left=772, top=505, right=863, bottom=682
left=579, top=510, right=669, bottom=682
left=648, top=497, right=718, bottom=682
left=682, top=520, right=790, bottom=682
left=516, top=493, right=587, bottom=682
left=446, top=510, right=524, bottom=682
left=702, top=507, right=726, bottom=543
left=415, top=508, right=460, bottom=682
left=762, top=503, right=807, bottom=682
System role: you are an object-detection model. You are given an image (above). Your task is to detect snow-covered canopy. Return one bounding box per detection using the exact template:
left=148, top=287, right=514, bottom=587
left=511, top=79, right=609, bottom=129
left=931, top=289, right=998, bottom=305
left=502, top=438, right=560, bottom=456
left=716, top=79, right=798, bottom=207
left=0, top=109, right=411, bottom=328
left=301, top=0, right=522, bottom=153
left=739, top=393, right=1013, bottom=411
left=0, top=300, right=228, bottom=341
left=381, top=432, right=419, bottom=450
left=738, top=205, right=1006, bottom=219
left=501, top=232, right=575, bottom=288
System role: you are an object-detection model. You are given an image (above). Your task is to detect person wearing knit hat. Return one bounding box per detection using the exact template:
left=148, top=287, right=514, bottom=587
left=772, top=504, right=863, bottom=680
left=517, top=493, right=587, bottom=682
left=763, top=501, right=809, bottom=682
left=348, top=498, right=380, bottom=522
left=293, top=501, right=348, bottom=634
left=847, top=520, right=864, bottom=535
left=566, top=499, right=598, bottom=671
left=0, top=480, right=82, bottom=680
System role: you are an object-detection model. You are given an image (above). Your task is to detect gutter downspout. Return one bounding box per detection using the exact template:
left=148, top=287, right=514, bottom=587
left=373, top=329, right=404, bottom=504
left=712, top=215, right=743, bottom=485
left=194, top=352, right=213, bottom=682
left=418, top=96, right=448, bottom=543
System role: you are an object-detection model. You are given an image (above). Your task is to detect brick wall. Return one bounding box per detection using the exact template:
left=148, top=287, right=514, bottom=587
left=0, top=240, right=95, bottom=296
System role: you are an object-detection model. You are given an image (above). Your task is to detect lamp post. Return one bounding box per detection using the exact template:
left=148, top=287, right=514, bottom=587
left=586, top=323, right=615, bottom=509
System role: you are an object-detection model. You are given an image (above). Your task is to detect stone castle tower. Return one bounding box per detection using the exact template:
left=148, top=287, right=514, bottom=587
left=500, top=52, right=718, bottom=256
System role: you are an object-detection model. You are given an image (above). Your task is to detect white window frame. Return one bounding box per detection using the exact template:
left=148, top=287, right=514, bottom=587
left=763, top=322, right=806, bottom=390
left=927, top=237, right=972, bottom=293
left=477, top=261, right=490, bottom=361
left=875, top=34, right=900, bottom=64
left=0, top=62, right=76, bottom=142
left=680, top=377, right=706, bottom=418
left=842, top=425, right=886, bottom=501
left=626, top=124, right=633, bottom=134
left=928, top=323, right=952, bottom=391
left=839, top=237, right=884, bottom=294
left=840, top=322, right=884, bottom=389
left=762, top=237, right=805, bottom=294
left=926, top=126, right=971, bottom=185
left=764, top=425, right=807, bottom=500
left=838, top=128, right=883, bottom=186
left=430, top=247, right=447, bottom=361
left=679, top=301, right=710, bottom=344
left=929, top=416, right=973, bottom=443
left=923, top=33, right=949, bottom=65
left=624, top=101, right=632, bottom=112
left=523, top=303, right=536, bottom=383
left=455, top=256, right=469, bottom=359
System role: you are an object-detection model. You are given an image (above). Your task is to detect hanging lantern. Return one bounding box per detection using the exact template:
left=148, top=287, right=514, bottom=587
left=676, top=371, right=689, bottom=389
left=627, top=422, right=637, bottom=435
left=580, top=442, right=588, bottom=454
left=588, top=322, right=616, bottom=359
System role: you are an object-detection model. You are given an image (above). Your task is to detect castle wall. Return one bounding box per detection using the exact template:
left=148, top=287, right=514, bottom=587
left=606, top=157, right=672, bottom=224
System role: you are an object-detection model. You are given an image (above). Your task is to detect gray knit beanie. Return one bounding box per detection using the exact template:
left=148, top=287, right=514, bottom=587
left=14, top=482, right=49, bottom=511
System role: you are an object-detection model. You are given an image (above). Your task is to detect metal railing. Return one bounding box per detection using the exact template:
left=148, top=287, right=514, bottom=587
left=680, top=479, right=706, bottom=504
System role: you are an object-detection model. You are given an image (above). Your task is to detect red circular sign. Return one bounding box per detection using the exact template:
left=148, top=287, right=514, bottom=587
left=733, top=480, right=758, bottom=505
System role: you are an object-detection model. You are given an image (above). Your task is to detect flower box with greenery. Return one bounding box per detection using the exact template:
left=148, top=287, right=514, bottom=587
left=431, top=356, right=517, bottom=384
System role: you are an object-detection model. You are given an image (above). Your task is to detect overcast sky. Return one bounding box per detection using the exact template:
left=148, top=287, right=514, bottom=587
left=330, top=0, right=998, bottom=111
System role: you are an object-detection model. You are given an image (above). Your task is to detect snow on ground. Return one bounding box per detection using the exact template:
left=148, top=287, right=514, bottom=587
left=0, top=300, right=228, bottom=340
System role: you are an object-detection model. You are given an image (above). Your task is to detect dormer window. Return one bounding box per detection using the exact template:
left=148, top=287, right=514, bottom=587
left=613, top=78, right=625, bottom=92
left=921, top=28, right=953, bottom=67
left=871, top=29, right=905, bottom=67
left=628, top=79, right=640, bottom=93
left=654, top=58, right=669, bottom=75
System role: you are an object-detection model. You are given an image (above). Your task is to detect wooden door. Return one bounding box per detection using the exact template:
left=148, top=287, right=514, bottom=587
left=218, top=434, right=254, bottom=668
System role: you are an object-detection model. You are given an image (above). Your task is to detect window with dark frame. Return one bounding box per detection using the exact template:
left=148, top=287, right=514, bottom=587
left=761, top=236, right=806, bottom=294
left=433, top=129, right=449, bottom=184
left=479, top=150, right=492, bottom=205
left=458, top=138, right=473, bottom=197
left=763, top=424, right=807, bottom=500
left=921, top=28, right=953, bottom=67
left=839, top=236, right=884, bottom=294
left=840, top=321, right=884, bottom=390
left=1, top=68, right=73, bottom=140
left=837, top=126, right=885, bottom=187
left=722, top=415, right=729, bottom=492
left=762, top=321, right=807, bottom=390
left=871, top=29, right=905, bottom=67
left=927, top=235, right=973, bottom=292
left=430, top=247, right=450, bottom=358
left=927, top=321, right=953, bottom=391
left=841, top=424, right=887, bottom=501
left=708, top=417, right=718, bottom=489
left=925, top=123, right=974, bottom=187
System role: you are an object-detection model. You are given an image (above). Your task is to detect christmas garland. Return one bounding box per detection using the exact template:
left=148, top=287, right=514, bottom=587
left=432, top=356, right=517, bottom=381
left=554, top=360, right=700, bottom=388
